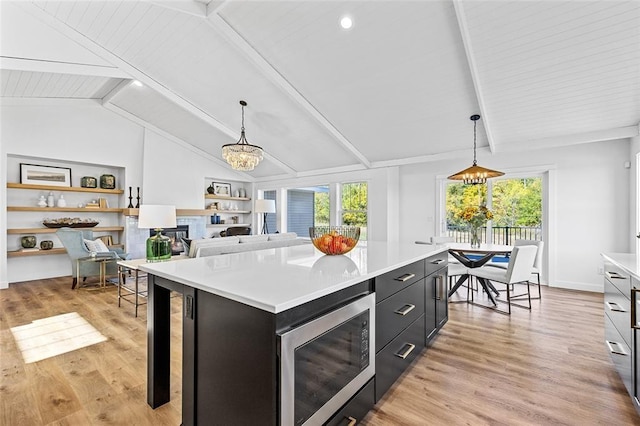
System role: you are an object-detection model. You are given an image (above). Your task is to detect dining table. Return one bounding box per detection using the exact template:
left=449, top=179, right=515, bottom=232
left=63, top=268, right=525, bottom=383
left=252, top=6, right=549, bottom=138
left=445, top=242, right=513, bottom=305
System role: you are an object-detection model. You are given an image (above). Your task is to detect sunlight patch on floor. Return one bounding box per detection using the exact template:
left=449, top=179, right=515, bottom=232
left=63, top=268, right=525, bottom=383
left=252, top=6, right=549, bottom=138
left=10, top=312, right=107, bottom=363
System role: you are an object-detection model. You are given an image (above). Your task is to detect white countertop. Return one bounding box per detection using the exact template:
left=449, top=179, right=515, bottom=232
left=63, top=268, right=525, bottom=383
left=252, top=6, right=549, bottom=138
left=139, top=241, right=447, bottom=313
left=602, top=252, right=640, bottom=279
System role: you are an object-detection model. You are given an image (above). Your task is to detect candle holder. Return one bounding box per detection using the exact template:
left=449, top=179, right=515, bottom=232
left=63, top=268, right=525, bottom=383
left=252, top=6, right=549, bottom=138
left=128, top=187, right=134, bottom=208
left=135, top=187, right=141, bottom=208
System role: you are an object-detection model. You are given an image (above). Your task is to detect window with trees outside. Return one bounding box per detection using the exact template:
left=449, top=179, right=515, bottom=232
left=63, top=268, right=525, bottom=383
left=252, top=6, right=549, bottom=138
left=341, top=182, right=368, bottom=241
left=446, top=177, right=542, bottom=244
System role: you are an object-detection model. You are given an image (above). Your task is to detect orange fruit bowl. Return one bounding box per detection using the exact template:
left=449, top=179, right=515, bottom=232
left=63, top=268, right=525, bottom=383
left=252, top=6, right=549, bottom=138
left=309, top=226, right=361, bottom=255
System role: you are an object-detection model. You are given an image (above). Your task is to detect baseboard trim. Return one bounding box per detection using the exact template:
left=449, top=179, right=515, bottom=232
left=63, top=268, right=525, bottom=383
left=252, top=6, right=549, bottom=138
left=551, top=280, right=603, bottom=293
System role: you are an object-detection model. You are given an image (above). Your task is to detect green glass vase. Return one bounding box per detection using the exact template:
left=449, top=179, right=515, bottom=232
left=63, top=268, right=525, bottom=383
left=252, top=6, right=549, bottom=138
left=146, top=229, right=172, bottom=262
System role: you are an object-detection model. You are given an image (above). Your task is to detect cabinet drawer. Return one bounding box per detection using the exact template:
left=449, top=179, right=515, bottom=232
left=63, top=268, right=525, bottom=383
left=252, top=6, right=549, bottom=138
left=425, top=252, right=448, bottom=276
left=375, top=314, right=425, bottom=402
left=325, top=378, right=374, bottom=426
left=604, top=278, right=631, bottom=347
left=604, top=262, right=631, bottom=297
left=605, top=316, right=633, bottom=396
left=375, top=260, right=425, bottom=302
left=376, top=280, right=425, bottom=352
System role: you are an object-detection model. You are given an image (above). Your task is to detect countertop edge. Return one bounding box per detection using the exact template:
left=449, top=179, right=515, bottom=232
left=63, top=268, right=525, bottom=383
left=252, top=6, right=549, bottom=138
left=141, top=245, right=448, bottom=313
left=601, top=252, right=640, bottom=280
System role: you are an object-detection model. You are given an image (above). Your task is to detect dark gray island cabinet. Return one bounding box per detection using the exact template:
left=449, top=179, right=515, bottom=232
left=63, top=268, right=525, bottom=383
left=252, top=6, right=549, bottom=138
left=141, top=243, right=449, bottom=425
left=602, top=253, right=640, bottom=416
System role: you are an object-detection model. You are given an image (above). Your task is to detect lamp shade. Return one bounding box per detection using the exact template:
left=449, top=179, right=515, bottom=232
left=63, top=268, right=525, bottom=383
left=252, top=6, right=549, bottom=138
left=254, top=199, right=276, bottom=214
left=138, top=205, right=177, bottom=229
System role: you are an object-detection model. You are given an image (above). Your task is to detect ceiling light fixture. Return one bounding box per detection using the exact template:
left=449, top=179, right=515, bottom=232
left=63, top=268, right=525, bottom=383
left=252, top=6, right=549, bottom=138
left=340, top=16, right=353, bottom=29
left=222, top=100, right=263, bottom=171
left=447, top=114, right=504, bottom=185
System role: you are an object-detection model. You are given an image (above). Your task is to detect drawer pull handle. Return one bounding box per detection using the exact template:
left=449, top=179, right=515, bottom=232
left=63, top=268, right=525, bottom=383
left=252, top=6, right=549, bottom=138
left=394, top=343, right=416, bottom=359
left=431, top=259, right=444, bottom=264
left=346, top=416, right=357, bottom=426
left=632, top=289, right=640, bottom=329
left=394, top=304, right=416, bottom=316
left=606, top=271, right=626, bottom=280
left=606, top=340, right=628, bottom=356
left=606, top=301, right=626, bottom=312
left=395, top=273, right=416, bottom=282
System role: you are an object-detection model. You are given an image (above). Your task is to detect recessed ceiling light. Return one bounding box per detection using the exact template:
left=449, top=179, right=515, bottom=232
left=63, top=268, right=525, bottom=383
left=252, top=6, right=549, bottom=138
left=132, top=80, right=143, bottom=87
left=340, top=16, right=353, bottom=30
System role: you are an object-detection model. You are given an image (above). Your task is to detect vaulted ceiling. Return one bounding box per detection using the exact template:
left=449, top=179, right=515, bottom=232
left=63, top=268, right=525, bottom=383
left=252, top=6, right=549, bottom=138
left=1, top=1, right=639, bottom=181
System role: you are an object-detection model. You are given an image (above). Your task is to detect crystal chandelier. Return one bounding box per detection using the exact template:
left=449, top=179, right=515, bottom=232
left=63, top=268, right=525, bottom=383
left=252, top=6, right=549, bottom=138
left=222, top=100, right=264, bottom=171
left=448, top=115, right=504, bottom=185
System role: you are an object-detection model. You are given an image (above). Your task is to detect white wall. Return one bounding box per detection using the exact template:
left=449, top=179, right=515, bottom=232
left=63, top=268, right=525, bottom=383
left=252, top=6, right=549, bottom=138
left=0, top=101, right=242, bottom=286
left=399, top=139, right=631, bottom=292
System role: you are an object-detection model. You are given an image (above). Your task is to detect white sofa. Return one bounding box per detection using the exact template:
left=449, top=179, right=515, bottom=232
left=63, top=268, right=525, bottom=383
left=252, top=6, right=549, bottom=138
left=188, top=232, right=309, bottom=258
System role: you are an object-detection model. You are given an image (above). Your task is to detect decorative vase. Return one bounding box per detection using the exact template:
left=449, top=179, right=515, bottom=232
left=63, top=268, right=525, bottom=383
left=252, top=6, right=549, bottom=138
left=40, top=240, right=54, bottom=250
left=207, top=183, right=215, bottom=194
left=21, top=235, right=36, bottom=249
left=37, top=195, right=47, bottom=207
left=469, top=226, right=481, bottom=248
left=100, top=174, right=116, bottom=189
left=47, top=191, right=55, bottom=207
left=57, top=194, right=66, bottom=207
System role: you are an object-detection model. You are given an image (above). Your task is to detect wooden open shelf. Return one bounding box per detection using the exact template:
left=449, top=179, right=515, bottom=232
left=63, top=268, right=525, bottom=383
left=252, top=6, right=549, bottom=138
left=8, top=206, right=123, bottom=213
left=7, top=182, right=124, bottom=194
left=8, top=248, right=67, bottom=257
left=7, top=226, right=125, bottom=234
left=122, top=209, right=249, bottom=216
left=7, top=244, right=124, bottom=257
left=204, top=194, right=250, bottom=201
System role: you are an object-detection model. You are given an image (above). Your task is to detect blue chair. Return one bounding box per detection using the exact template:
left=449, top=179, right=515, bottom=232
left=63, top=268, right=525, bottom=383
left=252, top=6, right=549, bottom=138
left=56, top=228, right=128, bottom=289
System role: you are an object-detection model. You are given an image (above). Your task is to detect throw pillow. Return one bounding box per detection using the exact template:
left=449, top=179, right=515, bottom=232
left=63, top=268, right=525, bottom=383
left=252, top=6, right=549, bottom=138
left=84, top=238, right=110, bottom=253
left=181, top=238, right=192, bottom=255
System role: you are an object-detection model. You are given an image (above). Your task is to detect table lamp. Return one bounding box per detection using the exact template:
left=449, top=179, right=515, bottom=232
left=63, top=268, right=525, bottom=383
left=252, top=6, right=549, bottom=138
left=254, top=199, right=276, bottom=234
left=138, top=204, right=177, bottom=262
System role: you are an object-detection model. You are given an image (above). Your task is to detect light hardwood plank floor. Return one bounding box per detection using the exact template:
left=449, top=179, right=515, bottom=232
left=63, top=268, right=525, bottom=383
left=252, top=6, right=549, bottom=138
left=1, top=278, right=638, bottom=425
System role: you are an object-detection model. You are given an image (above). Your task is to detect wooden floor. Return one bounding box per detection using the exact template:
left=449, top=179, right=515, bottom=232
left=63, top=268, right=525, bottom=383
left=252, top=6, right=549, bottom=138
left=1, top=278, right=639, bottom=425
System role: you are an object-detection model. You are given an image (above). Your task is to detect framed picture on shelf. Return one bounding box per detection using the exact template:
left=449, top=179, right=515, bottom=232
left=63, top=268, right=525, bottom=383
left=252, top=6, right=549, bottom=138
left=20, top=163, right=72, bottom=187
left=212, top=182, right=231, bottom=196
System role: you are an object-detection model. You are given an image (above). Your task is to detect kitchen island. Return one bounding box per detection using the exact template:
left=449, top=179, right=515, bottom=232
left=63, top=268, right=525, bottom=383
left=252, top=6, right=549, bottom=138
left=140, top=241, right=448, bottom=425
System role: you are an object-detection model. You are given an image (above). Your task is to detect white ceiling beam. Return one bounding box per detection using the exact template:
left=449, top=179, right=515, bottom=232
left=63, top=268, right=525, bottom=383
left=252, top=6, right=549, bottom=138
left=0, top=56, right=128, bottom=78
left=0, top=97, right=100, bottom=107
left=17, top=2, right=238, bottom=139
left=206, top=1, right=228, bottom=17
left=103, top=102, right=256, bottom=182
left=101, top=79, right=135, bottom=105
left=146, top=1, right=207, bottom=17
left=495, top=126, right=639, bottom=153
left=205, top=13, right=372, bottom=169
left=453, top=0, right=497, bottom=153
left=370, top=147, right=492, bottom=169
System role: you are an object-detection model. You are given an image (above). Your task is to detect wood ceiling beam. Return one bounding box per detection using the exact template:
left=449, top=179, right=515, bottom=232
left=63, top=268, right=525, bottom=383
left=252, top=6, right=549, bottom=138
left=204, top=12, right=372, bottom=170
left=453, top=0, right=497, bottom=154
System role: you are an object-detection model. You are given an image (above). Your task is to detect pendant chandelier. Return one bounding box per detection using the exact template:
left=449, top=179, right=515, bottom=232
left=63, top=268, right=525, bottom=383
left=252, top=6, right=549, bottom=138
left=448, top=114, right=504, bottom=185
left=222, top=100, right=264, bottom=171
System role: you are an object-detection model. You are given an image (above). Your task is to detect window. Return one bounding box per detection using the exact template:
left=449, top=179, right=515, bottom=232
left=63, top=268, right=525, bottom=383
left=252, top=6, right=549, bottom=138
left=341, top=182, right=368, bottom=241
left=444, top=177, right=542, bottom=244
left=287, top=186, right=329, bottom=237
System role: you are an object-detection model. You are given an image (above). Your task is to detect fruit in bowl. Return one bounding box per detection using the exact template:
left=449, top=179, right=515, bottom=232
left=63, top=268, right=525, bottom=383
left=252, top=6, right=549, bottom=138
left=309, top=226, right=360, bottom=255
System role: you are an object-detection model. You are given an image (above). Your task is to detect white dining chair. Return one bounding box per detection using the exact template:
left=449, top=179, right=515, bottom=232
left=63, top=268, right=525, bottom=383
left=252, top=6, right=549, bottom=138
left=468, top=245, right=538, bottom=315
left=488, top=239, right=544, bottom=300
